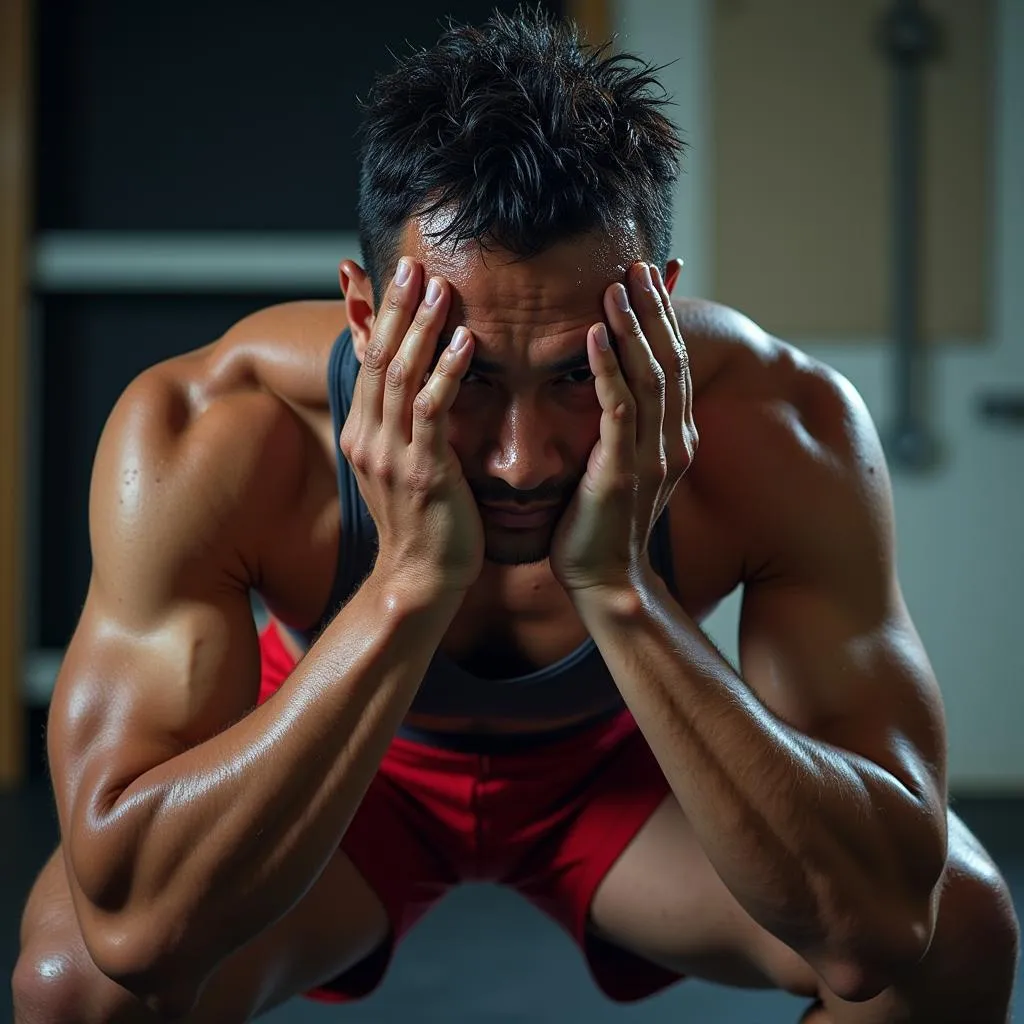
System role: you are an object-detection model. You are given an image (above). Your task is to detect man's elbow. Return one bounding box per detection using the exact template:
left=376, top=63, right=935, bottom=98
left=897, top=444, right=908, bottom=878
left=122, top=980, right=202, bottom=1024
left=815, top=818, right=946, bottom=1002
left=84, top=917, right=204, bottom=1021
left=100, top=960, right=203, bottom=1023
left=817, top=905, right=936, bottom=1002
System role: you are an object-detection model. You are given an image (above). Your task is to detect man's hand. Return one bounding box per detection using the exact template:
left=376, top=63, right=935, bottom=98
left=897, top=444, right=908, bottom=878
left=341, top=261, right=484, bottom=598
left=550, top=261, right=698, bottom=593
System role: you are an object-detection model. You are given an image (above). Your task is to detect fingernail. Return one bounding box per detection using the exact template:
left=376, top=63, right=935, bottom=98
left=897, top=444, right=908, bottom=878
left=425, top=278, right=442, bottom=306
left=395, top=258, right=411, bottom=287
left=613, top=283, right=630, bottom=312
left=640, top=264, right=654, bottom=291
left=650, top=264, right=663, bottom=287
left=450, top=327, right=469, bottom=353
left=595, top=323, right=610, bottom=350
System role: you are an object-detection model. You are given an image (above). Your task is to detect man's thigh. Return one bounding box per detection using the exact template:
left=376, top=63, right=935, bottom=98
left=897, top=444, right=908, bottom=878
left=588, top=797, right=1019, bottom=1020
left=14, top=843, right=389, bottom=1022
left=587, top=793, right=826, bottom=997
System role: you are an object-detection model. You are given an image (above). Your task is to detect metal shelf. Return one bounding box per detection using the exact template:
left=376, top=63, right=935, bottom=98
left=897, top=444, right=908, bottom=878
left=32, top=231, right=362, bottom=293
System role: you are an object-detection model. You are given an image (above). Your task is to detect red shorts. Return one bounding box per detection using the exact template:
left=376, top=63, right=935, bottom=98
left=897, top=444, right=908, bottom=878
left=257, top=622, right=680, bottom=1004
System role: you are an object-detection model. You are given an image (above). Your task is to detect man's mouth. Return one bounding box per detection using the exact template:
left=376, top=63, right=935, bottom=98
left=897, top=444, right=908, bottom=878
left=479, top=502, right=560, bottom=528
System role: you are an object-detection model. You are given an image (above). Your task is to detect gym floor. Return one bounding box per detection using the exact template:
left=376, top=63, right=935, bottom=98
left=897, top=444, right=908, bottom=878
left=3, top=775, right=1022, bottom=1023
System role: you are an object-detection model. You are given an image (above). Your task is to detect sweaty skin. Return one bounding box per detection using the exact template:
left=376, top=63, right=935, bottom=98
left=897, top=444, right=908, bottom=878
left=42, top=226, right=945, bottom=1013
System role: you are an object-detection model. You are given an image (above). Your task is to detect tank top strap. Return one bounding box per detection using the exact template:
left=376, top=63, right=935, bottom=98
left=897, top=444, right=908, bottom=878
left=648, top=504, right=680, bottom=599
left=300, top=328, right=379, bottom=642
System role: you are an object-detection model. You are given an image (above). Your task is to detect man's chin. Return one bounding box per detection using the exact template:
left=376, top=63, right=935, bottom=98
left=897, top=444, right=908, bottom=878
left=482, top=528, right=553, bottom=568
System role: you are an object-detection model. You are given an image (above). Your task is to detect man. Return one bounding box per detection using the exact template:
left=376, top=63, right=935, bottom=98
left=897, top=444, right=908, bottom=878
left=13, top=9, right=1019, bottom=1023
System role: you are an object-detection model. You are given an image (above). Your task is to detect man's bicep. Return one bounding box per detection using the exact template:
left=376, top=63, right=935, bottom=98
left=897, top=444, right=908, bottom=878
left=49, top=372, right=266, bottom=890
left=734, top=369, right=947, bottom=806
left=739, top=573, right=946, bottom=805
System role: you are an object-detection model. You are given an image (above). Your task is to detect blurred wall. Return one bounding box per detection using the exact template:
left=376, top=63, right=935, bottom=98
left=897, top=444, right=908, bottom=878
left=28, top=0, right=562, bottom=653
left=618, top=0, right=1023, bottom=788
left=27, top=0, right=1022, bottom=788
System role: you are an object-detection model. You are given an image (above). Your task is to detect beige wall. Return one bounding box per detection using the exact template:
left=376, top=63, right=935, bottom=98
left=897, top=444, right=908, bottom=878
left=712, top=0, right=992, bottom=342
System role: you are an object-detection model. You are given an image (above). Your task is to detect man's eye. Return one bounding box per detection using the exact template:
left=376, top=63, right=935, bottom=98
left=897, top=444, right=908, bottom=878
left=560, top=368, right=595, bottom=385
left=457, top=369, right=594, bottom=387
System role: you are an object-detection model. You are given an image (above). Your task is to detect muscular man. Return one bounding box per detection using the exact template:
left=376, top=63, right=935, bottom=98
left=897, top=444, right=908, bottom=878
left=13, top=10, right=1019, bottom=1023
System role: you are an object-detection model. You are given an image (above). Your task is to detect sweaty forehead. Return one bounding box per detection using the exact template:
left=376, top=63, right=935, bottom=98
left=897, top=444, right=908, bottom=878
left=400, top=217, right=646, bottom=342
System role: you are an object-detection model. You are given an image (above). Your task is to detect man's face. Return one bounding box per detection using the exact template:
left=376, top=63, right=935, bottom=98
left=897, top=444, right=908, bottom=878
left=403, top=217, right=646, bottom=568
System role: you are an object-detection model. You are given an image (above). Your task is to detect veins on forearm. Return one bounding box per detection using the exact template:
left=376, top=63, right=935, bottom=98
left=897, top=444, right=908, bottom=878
left=574, top=578, right=933, bottom=949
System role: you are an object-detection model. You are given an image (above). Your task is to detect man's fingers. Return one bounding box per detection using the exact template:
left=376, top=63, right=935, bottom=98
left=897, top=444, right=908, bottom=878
left=382, top=275, right=451, bottom=443
left=412, top=327, right=475, bottom=463
left=649, top=263, right=693, bottom=472
left=602, top=276, right=664, bottom=458
left=359, top=258, right=423, bottom=426
left=588, top=323, right=637, bottom=481
left=651, top=264, right=683, bottom=346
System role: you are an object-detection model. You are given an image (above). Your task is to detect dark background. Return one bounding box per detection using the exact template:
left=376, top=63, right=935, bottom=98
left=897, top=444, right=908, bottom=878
left=10, top=4, right=1022, bottom=1021
left=33, top=0, right=563, bottom=652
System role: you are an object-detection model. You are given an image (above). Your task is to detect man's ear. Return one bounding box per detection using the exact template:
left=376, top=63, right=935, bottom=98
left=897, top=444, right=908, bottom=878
left=339, top=260, right=375, bottom=361
left=662, top=258, right=684, bottom=295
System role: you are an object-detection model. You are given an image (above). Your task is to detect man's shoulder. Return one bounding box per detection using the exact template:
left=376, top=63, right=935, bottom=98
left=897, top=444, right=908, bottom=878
left=675, top=297, right=866, bottom=444
left=676, top=299, right=886, bottom=565
left=92, top=308, right=341, bottom=581
left=215, top=299, right=348, bottom=406
left=107, top=297, right=348, bottom=500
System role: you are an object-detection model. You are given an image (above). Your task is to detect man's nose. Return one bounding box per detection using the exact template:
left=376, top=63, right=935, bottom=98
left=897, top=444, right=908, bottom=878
left=483, top=402, right=565, bottom=492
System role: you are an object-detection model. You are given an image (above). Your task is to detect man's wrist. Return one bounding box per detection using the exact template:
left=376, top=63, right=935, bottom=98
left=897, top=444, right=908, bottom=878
left=367, top=564, right=469, bottom=621
left=566, top=566, right=656, bottom=623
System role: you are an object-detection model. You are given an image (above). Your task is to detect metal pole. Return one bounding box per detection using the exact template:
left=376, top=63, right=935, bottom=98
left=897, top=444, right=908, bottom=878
left=880, top=0, right=940, bottom=471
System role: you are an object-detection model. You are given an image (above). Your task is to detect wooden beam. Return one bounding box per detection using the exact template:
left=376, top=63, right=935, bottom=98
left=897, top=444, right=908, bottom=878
left=565, top=0, right=614, bottom=48
left=0, top=0, right=29, bottom=788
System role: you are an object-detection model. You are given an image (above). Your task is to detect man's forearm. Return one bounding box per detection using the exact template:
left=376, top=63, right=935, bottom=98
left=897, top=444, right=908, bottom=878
left=572, top=570, right=938, bottom=967
left=83, top=570, right=463, bottom=998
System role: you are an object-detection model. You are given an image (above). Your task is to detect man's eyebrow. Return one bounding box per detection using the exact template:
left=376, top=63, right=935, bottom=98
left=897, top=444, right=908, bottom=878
left=433, top=341, right=592, bottom=374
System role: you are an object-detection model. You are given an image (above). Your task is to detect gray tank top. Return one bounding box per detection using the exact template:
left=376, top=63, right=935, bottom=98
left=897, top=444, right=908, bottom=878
left=282, top=328, right=680, bottom=744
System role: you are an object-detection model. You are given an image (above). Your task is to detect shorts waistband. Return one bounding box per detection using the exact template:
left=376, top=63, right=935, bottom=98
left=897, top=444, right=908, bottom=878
left=395, top=707, right=624, bottom=755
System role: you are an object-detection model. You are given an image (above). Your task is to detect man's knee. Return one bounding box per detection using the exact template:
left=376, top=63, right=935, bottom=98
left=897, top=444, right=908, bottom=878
left=12, top=945, right=100, bottom=1024
left=935, top=827, right=1019, bottom=977
left=882, top=848, right=1020, bottom=1021
left=946, top=812, right=1020, bottom=955
left=952, top=861, right=1020, bottom=978
left=15, top=855, right=124, bottom=1023
left=14, top=900, right=149, bottom=1024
